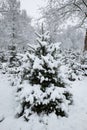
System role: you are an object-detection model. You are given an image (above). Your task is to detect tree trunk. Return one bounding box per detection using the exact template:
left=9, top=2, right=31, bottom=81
left=84, top=29, right=87, bottom=51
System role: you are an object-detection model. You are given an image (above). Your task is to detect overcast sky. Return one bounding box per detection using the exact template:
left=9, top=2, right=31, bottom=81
left=21, top=0, right=47, bottom=19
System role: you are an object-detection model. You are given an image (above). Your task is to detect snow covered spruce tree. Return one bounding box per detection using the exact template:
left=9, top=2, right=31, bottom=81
left=16, top=25, right=72, bottom=120
left=61, top=50, right=83, bottom=81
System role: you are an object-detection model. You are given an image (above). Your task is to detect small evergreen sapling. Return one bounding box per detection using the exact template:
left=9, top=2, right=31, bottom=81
left=62, top=49, right=87, bottom=80
left=8, top=44, right=22, bottom=69
left=16, top=25, right=72, bottom=120
left=8, top=44, right=17, bottom=67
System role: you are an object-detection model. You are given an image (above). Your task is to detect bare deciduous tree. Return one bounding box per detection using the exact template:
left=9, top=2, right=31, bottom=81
left=43, top=0, right=87, bottom=50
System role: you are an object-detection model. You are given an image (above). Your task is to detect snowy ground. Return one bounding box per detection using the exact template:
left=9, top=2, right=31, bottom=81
left=0, top=73, right=87, bottom=130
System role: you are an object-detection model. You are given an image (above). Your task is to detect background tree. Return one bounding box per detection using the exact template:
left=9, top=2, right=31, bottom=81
left=43, top=0, right=87, bottom=51
left=0, top=0, right=35, bottom=50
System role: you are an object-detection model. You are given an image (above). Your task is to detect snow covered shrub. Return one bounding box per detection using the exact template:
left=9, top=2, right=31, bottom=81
left=80, top=52, right=87, bottom=65
left=0, top=51, right=8, bottom=63
left=0, top=50, right=8, bottom=73
left=6, top=44, right=24, bottom=75
left=8, top=44, right=21, bottom=68
left=62, top=50, right=85, bottom=81
left=16, top=27, right=72, bottom=120
left=80, top=51, right=87, bottom=76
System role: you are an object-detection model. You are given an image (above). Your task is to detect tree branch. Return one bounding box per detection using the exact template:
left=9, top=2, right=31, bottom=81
left=73, top=1, right=83, bottom=12
left=28, top=44, right=35, bottom=51
left=82, top=0, right=87, bottom=8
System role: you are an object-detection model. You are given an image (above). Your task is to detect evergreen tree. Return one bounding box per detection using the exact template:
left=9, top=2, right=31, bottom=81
left=16, top=25, right=72, bottom=121
left=62, top=49, right=87, bottom=81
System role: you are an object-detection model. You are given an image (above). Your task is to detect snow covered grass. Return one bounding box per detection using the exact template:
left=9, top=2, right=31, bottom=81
left=0, top=72, right=87, bottom=130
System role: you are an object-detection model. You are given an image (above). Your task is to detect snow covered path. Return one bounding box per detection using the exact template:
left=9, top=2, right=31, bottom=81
left=0, top=73, right=87, bottom=130
left=0, top=74, right=15, bottom=120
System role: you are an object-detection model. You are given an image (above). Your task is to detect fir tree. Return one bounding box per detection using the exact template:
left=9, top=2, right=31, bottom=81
left=16, top=25, right=72, bottom=120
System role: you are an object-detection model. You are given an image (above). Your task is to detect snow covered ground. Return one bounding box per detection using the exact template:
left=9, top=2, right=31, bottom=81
left=0, top=73, right=87, bottom=130
left=0, top=74, right=15, bottom=120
